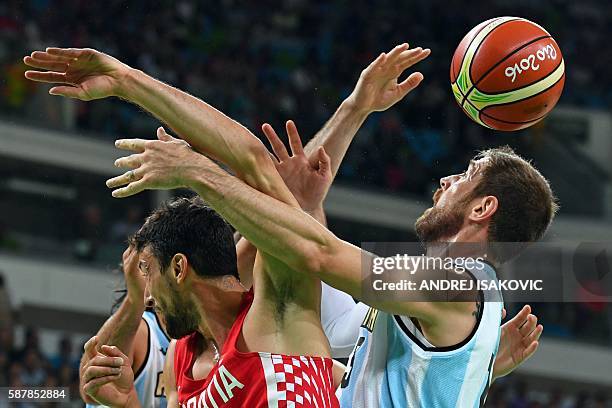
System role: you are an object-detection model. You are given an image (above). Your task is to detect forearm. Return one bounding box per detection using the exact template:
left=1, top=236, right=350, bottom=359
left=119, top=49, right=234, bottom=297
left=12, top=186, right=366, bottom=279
left=95, top=298, right=143, bottom=357
left=303, top=100, right=368, bottom=179
left=187, top=162, right=334, bottom=277
left=119, top=69, right=288, bottom=199
left=79, top=298, right=142, bottom=404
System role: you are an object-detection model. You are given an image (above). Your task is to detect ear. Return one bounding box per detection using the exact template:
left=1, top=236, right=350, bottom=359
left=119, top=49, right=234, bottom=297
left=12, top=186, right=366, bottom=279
left=468, top=195, right=498, bottom=224
left=171, top=253, right=189, bottom=284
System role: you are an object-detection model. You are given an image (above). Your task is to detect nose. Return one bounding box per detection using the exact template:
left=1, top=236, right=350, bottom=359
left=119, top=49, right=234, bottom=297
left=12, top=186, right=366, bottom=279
left=440, top=174, right=460, bottom=191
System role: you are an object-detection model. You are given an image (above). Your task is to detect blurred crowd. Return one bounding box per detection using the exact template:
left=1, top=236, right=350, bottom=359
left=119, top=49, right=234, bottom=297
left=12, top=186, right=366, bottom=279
left=0, top=274, right=81, bottom=407
left=1, top=0, right=611, bottom=198
left=487, top=380, right=611, bottom=408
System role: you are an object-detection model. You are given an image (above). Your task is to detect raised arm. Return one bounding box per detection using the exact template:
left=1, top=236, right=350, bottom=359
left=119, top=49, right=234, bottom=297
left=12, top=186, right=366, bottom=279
left=24, top=48, right=296, bottom=206
left=302, top=43, right=429, bottom=179
left=107, top=138, right=361, bottom=296
left=79, top=245, right=146, bottom=403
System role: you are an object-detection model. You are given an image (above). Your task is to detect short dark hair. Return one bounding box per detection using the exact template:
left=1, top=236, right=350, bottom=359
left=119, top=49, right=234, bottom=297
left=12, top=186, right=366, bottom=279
left=469, top=146, right=559, bottom=260
left=131, top=196, right=238, bottom=279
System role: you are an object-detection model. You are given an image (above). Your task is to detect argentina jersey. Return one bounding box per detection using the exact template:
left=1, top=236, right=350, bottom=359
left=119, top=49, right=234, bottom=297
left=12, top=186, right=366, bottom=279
left=86, top=310, right=170, bottom=408
left=339, top=262, right=503, bottom=408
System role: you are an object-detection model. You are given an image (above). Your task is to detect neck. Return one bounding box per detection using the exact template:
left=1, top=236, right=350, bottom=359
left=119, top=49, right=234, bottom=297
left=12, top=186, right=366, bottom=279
left=191, top=282, right=244, bottom=351
left=426, top=226, right=489, bottom=259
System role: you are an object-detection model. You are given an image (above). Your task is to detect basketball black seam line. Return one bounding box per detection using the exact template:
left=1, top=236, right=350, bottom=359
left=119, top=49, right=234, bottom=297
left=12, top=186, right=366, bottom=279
left=476, top=40, right=562, bottom=96
left=462, top=34, right=552, bottom=105
left=476, top=73, right=566, bottom=124
left=459, top=17, right=522, bottom=106
left=460, top=53, right=563, bottom=119
left=452, top=17, right=502, bottom=84
left=460, top=54, right=564, bottom=124
left=460, top=72, right=564, bottom=123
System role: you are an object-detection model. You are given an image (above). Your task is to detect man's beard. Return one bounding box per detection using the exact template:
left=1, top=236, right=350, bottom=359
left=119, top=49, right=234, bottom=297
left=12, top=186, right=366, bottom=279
left=161, top=288, right=199, bottom=339
left=415, top=201, right=466, bottom=243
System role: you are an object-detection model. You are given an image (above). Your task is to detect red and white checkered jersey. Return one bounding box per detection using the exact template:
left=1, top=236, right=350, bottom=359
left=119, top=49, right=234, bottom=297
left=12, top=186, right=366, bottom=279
left=174, top=290, right=339, bottom=408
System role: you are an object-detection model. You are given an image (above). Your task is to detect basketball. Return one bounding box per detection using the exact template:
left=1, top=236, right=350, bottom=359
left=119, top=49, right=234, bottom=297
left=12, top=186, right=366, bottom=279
left=450, top=17, right=565, bottom=131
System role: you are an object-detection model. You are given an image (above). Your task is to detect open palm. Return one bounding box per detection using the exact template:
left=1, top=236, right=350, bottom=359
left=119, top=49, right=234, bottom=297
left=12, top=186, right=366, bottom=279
left=346, top=43, right=430, bottom=113
left=24, top=47, right=129, bottom=100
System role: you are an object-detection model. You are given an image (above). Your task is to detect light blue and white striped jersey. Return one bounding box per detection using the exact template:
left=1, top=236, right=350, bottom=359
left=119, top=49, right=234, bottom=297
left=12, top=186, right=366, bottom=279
left=86, top=310, right=170, bottom=408
left=339, top=263, right=503, bottom=408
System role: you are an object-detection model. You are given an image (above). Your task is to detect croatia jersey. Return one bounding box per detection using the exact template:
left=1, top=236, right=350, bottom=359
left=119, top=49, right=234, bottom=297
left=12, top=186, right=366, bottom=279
left=174, top=290, right=339, bottom=407
left=86, top=310, right=170, bottom=408
left=339, top=263, right=503, bottom=408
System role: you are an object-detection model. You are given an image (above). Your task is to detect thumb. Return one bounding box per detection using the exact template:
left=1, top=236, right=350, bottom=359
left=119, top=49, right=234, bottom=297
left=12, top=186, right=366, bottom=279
left=317, top=147, right=331, bottom=175
left=83, top=336, right=100, bottom=359
left=157, top=127, right=172, bottom=141
left=398, top=72, right=424, bottom=97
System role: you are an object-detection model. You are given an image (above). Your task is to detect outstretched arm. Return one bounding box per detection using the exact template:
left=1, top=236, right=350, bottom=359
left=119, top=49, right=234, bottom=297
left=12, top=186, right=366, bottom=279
left=302, top=43, right=429, bottom=179
left=108, top=139, right=360, bottom=296
left=24, top=48, right=296, bottom=206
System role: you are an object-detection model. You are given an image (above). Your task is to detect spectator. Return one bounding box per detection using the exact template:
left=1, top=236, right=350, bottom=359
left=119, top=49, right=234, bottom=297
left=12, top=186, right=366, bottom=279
left=49, top=335, right=77, bottom=371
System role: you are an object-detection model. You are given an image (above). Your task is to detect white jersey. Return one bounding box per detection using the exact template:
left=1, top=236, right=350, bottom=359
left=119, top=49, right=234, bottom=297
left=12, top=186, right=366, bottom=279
left=86, top=311, right=170, bottom=408
left=339, top=263, right=503, bottom=408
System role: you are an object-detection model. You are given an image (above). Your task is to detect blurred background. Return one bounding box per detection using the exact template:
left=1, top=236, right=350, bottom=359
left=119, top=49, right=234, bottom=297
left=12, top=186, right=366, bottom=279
left=1, top=0, right=611, bottom=406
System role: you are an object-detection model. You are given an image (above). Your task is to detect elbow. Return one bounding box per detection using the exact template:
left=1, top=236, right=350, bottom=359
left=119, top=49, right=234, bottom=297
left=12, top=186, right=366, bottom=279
left=299, top=238, right=336, bottom=278
left=241, top=140, right=278, bottom=192
left=243, top=139, right=273, bottom=175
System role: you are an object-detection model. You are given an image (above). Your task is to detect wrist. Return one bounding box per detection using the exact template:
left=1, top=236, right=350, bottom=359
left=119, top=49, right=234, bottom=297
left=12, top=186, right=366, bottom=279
left=123, top=294, right=145, bottom=316
left=118, top=387, right=139, bottom=408
left=341, top=95, right=373, bottom=118
left=115, top=67, right=144, bottom=100
left=184, top=157, right=226, bottom=200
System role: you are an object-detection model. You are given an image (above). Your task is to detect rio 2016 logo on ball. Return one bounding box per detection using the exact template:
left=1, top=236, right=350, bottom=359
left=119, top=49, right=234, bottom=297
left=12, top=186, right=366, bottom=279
left=451, top=17, right=565, bottom=131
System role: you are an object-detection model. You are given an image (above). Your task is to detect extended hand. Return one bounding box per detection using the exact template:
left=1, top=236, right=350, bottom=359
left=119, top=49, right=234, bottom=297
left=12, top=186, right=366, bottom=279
left=23, top=47, right=130, bottom=100
left=107, top=127, right=205, bottom=198
left=493, top=305, right=543, bottom=379
left=82, top=336, right=137, bottom=407
left=345, top=43, right=430, bottom=114
left=262, top=120, right=331, bottom=212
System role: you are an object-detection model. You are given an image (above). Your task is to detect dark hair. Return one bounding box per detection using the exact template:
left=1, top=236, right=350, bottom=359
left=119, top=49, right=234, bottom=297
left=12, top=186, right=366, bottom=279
left=469, top=146, right=559, bottom=260
left=130, top=196, right=238, bottom=279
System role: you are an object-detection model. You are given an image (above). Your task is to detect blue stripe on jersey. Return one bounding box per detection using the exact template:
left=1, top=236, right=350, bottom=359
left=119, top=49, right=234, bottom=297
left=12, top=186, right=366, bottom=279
left=379, top=320, right=412, bottom=408
left=419, top=340, right=475, bottom=407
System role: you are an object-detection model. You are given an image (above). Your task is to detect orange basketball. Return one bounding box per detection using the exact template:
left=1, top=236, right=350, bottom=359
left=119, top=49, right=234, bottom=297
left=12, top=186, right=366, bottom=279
left=450, top=17, right=565, bottom=131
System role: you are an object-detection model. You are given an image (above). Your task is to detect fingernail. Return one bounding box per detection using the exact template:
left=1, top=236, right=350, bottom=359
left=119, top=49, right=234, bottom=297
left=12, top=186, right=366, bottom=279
left=112, top=367, right=121, bottom=374
left=116, top=358, right=124, bottom=365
